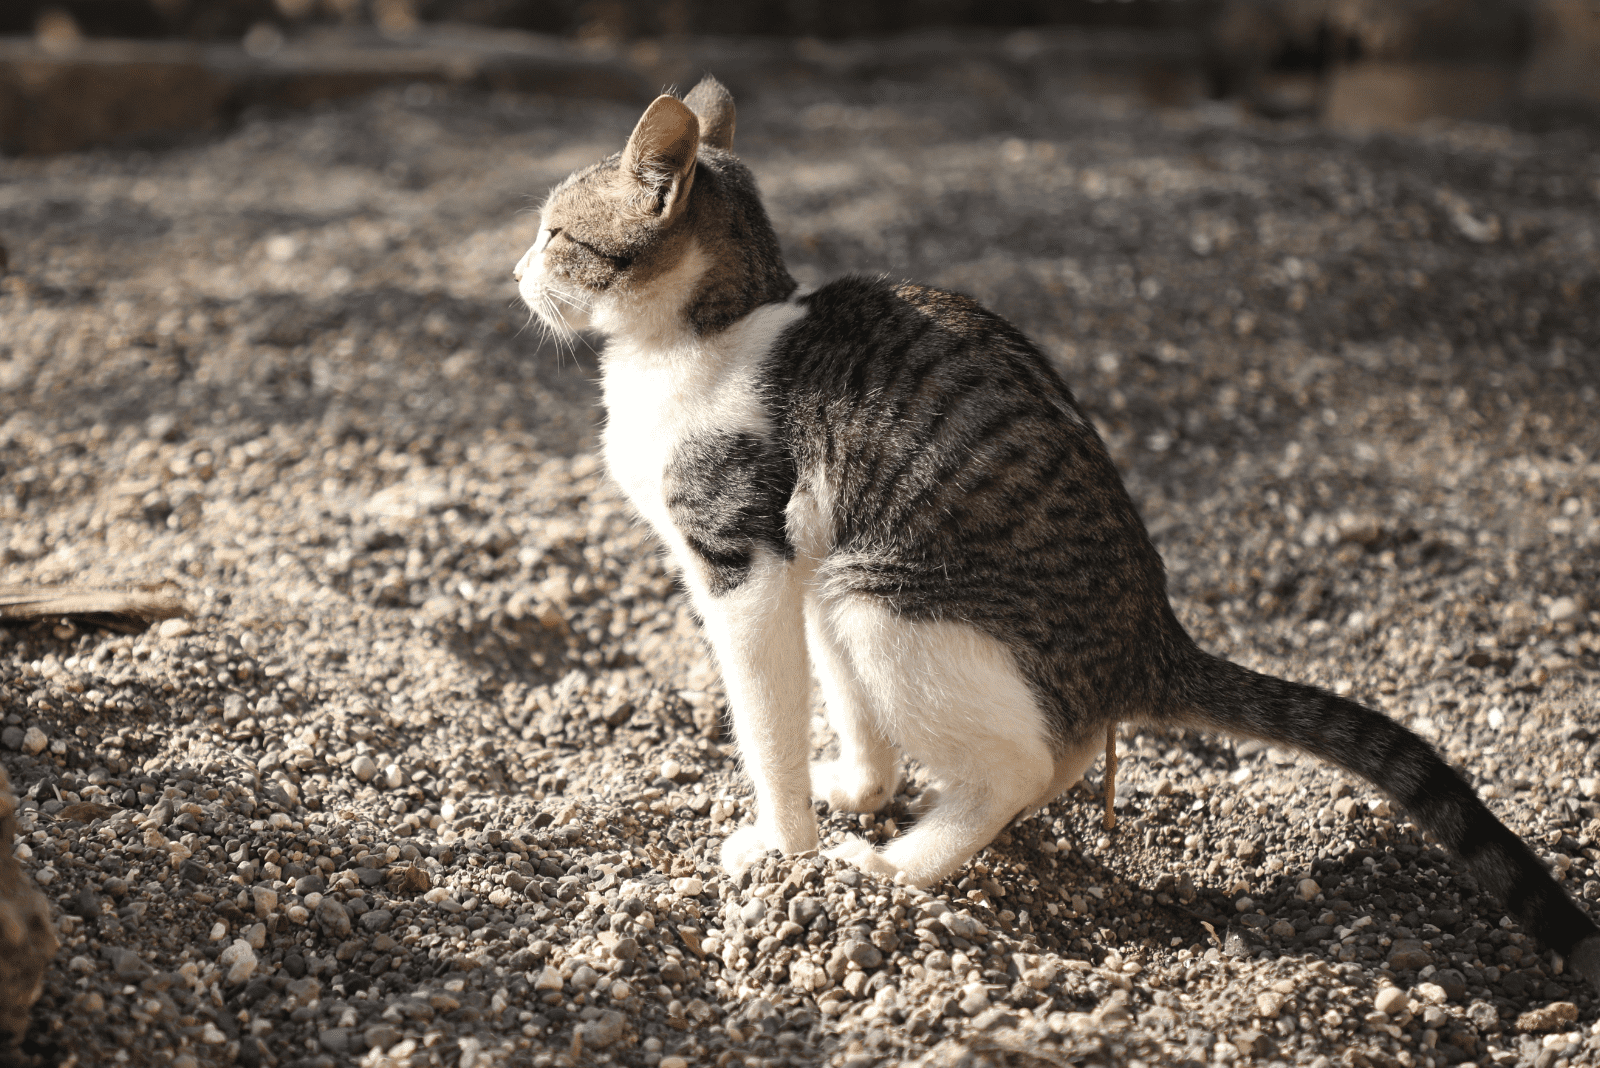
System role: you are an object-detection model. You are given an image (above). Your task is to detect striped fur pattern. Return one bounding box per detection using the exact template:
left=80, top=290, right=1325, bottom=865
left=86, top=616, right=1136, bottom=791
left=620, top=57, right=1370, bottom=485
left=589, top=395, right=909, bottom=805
left=514, top=76, right=1600, bottom=985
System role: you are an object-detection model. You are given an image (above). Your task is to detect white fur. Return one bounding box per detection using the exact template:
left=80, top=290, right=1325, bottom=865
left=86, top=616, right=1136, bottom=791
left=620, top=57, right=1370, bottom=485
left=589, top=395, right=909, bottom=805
left=518, top=230, right=1094, bottom=888
left=810, top=595, right=1099, bottom=885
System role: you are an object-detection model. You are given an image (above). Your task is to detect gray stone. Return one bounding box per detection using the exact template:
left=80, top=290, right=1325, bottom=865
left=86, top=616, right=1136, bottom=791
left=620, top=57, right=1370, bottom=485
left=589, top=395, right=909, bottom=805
left=218, top=940, right=257, bottom=984
left=318, top=1027, right=353, bottom=1054
left=578, top=1009, right=627, bottom=1049
left=844, top=941, right=882, bottom=970
left=1387, top=939, right=1433, bottom=971
left=358, top=909, right=393, bottom=933
left=0, top=727, right=23, bottom=751
left=364, top=1023, right=402, bottom=1052
left=315, top=897, right=352, bottom=938
left=1433, top=968, right=1468, bottom=1000
left=109, top=947, right=149, bottom=980
left=285, top=976, right=321, bottom=1003
left=789, top=896, right=824, bottom=926
left=251, top=886, right=278, bottom=917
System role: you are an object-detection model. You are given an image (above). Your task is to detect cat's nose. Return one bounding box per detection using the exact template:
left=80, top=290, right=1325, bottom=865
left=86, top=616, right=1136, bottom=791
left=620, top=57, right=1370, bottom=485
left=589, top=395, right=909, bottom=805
left=512, top=263, right=523, bottom=281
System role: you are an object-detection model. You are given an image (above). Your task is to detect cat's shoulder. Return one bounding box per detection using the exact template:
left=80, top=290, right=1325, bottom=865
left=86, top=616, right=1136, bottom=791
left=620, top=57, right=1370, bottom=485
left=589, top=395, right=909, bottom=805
left=798, top=275, right=989, bottom=319
left=785, top=276, right=1028, bottom=355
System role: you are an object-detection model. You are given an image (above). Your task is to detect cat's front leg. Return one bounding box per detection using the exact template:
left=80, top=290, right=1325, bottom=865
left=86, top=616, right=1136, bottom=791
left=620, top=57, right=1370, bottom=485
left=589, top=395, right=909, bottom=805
left=688, top=551, right=820, bottom=874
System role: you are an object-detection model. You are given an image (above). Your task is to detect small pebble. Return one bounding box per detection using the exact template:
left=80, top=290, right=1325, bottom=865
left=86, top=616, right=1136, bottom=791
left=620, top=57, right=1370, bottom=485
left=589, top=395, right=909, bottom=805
left=21, top=726, right=47, bottom=756
left=218, top=940, right=258, bottom=985
left=350, top=754, right=378, bottom=782
left=158, top=617, right=194, bottom=638
left=1373, top=987, right=1410, bottom=1015
left=1548, top=596, right=1582, bottom=623
left=958, top=983, right=990, bottom=1016
left=315, top=897, right=352, bottom=938
left=251, top=887, right=278, bottom=917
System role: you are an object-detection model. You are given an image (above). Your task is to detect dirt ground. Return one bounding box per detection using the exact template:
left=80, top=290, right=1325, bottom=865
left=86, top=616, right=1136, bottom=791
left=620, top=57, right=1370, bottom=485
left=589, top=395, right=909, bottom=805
left=3, top=45, right=1600, bottom=1068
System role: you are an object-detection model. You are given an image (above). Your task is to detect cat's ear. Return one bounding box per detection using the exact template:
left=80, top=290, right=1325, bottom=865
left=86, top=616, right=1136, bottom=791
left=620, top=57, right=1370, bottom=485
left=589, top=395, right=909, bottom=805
left=620, top=94, right=700, bottom=218
left=683, top=75, right=735, bottom=151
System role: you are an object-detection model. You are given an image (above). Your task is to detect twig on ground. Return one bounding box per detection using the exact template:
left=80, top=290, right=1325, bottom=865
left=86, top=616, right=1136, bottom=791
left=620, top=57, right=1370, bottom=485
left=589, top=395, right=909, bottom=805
left=0, top=584, right=188, bottom=634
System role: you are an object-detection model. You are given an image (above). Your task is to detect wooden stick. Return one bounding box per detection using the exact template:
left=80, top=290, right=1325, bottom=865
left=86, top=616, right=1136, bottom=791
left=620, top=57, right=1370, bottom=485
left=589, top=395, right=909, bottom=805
left=0, top=584, right=187, bottom=633
left=1103, top=721, right=1117, bottom=831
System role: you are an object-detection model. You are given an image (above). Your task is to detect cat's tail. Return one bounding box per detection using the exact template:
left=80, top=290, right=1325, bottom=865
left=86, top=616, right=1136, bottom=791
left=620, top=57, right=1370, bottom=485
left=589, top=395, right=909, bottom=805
left=1170, top=648, right=1600, bottom=987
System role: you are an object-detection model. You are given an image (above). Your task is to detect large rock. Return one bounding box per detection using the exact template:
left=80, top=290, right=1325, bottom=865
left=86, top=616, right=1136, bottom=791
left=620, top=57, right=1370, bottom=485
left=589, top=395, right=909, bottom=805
left=0, top=764, right=58, bottom=1045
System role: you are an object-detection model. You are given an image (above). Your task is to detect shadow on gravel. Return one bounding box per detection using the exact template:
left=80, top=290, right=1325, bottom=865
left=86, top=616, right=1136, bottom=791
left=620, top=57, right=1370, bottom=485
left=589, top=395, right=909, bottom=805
left=4, top=65, right=1600, bottom=1068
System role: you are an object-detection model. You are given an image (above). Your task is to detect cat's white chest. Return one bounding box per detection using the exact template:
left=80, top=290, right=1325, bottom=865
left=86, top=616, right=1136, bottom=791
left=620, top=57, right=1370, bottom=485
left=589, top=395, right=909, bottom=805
left=601, top=363, right=710, bottom=538
left=599, top=301, right=808, bottom=552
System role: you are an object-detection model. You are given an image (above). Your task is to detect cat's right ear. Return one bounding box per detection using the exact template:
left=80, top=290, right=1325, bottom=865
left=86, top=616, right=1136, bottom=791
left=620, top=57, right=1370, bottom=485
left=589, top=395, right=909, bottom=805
left=620, top=95, right=700, bottom=219
left=683, top=75, right=735, bottom=151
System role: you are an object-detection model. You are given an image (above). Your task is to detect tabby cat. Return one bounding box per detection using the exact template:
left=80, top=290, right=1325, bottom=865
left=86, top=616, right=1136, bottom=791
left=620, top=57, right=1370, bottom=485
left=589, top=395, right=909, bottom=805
left=513, top=76, right=1600, bottom=985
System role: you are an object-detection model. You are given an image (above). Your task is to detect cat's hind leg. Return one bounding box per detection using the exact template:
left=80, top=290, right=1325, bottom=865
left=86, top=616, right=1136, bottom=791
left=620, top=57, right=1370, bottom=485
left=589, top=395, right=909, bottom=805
left=819, top=600, right=1056, bottom=887
left=805, top=593, right=899, bottom=813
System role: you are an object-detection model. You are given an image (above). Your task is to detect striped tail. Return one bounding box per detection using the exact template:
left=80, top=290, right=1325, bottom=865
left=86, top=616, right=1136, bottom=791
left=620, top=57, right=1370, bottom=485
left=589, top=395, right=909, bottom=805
left=1172, top=649, right=1600, bottom=986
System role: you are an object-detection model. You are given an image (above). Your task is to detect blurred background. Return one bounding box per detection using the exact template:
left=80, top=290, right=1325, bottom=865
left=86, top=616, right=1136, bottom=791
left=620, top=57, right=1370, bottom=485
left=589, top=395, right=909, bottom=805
left=2, top=0, right=1599, bottom=155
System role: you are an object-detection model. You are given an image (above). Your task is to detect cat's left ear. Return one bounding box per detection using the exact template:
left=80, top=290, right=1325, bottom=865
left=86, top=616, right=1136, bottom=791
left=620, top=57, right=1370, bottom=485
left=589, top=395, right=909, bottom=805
left=620, top=94, right=700, bottom=218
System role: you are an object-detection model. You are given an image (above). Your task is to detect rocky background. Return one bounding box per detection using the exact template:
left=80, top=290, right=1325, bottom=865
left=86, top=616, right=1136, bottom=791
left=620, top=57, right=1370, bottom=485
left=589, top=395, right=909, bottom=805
left=5, top=1, right=1600, bottom=156
left=3, top=20, right=1600, bottom=1068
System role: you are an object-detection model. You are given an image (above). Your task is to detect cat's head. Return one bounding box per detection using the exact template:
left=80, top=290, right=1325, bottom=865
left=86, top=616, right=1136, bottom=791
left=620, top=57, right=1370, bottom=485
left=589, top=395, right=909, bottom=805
left=515, top=75, right=794, bottom=346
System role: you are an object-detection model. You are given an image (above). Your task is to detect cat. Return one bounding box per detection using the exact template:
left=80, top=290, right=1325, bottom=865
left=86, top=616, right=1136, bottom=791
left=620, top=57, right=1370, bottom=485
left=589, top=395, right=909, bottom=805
left=513, top=76, right=1600, bottom=986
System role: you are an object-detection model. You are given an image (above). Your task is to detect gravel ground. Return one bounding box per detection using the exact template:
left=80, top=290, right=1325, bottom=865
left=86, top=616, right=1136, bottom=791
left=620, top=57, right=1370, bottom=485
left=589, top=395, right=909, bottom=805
left=3, top=43, right=1600, bottom=1068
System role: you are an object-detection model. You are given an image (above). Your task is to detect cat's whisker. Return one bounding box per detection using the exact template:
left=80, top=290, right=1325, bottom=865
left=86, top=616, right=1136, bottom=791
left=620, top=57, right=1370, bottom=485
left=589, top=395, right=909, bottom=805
left=549, top=290, right=593, bottom=312
left=533, top=290, right=584, bottom=368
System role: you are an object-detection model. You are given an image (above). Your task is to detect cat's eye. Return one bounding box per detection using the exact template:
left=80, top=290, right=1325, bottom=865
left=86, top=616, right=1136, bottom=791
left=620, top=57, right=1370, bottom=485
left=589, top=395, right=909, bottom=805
left=566, top=235, right=633, bottom=271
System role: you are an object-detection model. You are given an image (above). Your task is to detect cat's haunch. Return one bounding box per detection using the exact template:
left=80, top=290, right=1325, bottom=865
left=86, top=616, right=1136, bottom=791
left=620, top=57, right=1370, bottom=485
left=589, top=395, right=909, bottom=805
left=516, top=75, right=1600, bottom=988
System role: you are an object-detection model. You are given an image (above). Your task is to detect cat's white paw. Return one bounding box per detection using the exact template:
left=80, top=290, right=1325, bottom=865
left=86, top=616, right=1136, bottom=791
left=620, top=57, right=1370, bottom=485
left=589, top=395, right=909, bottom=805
left=810, top=759, right=897, bottom=813
left=825, top=836, right=906, bottom=881
left=721, top=824, right=780, bottom=876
